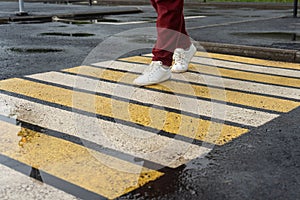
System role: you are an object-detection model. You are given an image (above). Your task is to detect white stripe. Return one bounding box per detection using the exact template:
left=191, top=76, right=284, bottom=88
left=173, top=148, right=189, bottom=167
left=0, top=93, right=209, bottom=168
left=93, top=16, right=205, bottom=25
left=185, top=16, right=206, bottom=20
left=96, top=20, right=152, bottom=25
left=0, top=163, right=77, bottom=200
left=94, top=60, right=300, bottom=100
left=52, top=16, right=152, bottom=26
left=143, top=53, right=300, bottom=78
left=28, top=71, right=278, bottom=127
left=192, top=56, right=300, bottom=78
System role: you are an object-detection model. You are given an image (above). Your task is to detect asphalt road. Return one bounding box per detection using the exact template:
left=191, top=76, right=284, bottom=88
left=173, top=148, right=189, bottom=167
left=1, top=3, right=299, bottom=81
left=0, top=2, right=300, bottom=200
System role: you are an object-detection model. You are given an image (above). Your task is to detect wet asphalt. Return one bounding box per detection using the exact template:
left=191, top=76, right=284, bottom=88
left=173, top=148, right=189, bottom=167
left=0, top=1, right=300, bottom=200
left=120, top=106, right=300, bottom=200
left=1, top=2, right=299, bottom=81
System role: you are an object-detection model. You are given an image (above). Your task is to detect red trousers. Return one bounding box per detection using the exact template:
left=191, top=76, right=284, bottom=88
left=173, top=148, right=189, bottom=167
left=151, top=0, right=191, bottom=66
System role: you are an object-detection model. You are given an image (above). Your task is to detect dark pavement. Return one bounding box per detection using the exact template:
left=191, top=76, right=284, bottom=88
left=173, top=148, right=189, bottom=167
left=0, top=1, right=299, bottom=200
left=0, top=1, right=299, bottom=61
left=122, top=106, right=300, bottom=200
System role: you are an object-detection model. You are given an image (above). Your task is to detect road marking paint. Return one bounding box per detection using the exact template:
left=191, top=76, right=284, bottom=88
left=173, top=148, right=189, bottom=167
left=28, top=71, right=279, bottom=127
left=56, top=15, right=207, bottom=26
left=63, top=65, right=300, bottom=113
left=93, top=60, right=300, bottom=101
left=185, top=16, right=206, bottom=19
left=120, top=56, right=300, bottom=89
left=195, top=51, right=300, bottom=71
left=93, top=15, right=205, bottom=25
left=0, top=92, right=210, bottom=168
left=0, top=78, right=248, bottom=145
left=192, top=56, right=300, bottom=78
left=0, top=154, right=106, bottom=199
left=143, top=53, right=300, bottom=78
left=1, top=52, right=299, bottom=199
left=0, top=162, right=79, bottom=200
left=0, top=120, right=164, bottom=199
left=96, top=20, right=152, bottom=25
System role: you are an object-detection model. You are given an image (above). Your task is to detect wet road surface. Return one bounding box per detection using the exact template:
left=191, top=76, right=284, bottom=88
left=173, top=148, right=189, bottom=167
left=0, top=2, right=300, bottom=200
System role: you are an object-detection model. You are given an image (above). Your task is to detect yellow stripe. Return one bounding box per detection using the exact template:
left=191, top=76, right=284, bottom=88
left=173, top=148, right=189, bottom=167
left=0, top=78, right=247, bottom=145
left=195, top=52, right=300, bottom=70
left=0, top=120, right=163, bottom=199
left=120, top=56, right=300, bottom=88
left=64, top=65, right=300, bottom=113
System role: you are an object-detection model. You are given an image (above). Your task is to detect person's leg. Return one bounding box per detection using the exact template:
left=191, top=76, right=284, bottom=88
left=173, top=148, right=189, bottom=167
left=171, top=10, right=197, bottom=73
left=151, top=0, right=191, bottom=67
left=133, top=0, right=191, bottom=86
left=150, top=0, right=158, bottom=12
left=177, top=11, right=191, bottom=49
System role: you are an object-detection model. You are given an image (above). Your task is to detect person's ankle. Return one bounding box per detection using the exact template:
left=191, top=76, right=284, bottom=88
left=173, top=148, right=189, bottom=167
left=161, top=65, right=170, bottom=70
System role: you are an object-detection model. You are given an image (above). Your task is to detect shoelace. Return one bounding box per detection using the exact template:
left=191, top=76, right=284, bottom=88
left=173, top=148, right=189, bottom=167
left=143, top=62, right=155, bottom=74
left=143, top=62, right=160, bottom=76
left=173, top=51, right=185, bottom=65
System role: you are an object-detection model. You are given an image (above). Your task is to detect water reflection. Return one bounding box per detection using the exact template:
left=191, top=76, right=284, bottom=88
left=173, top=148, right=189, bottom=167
left=30, top=167, right=43, bottom=182
left=232, top=32, right=300, bottom=41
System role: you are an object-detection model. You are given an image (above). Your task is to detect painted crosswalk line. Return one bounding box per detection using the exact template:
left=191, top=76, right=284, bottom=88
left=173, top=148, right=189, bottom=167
left=65, top=64, right=299, bottom=113
left=120, top=56, right=300, bottom=88
left=0, top=92, right=211, bottom=168
left=0, top=77, right=249, bottom=145
left=192, top=56, right=300, bottom=78
left=144, top=53, right=300, bottom=77
left=0, top=162, right=79, bottom=200
left=28, top=71, right=278, bottom=127
left=95, top=60, right=300, bottom=100
left=0, top=120, right=163, bottom=199
left=195, top=51, right=300, bottom=70
left=0, top=51, right=299, bottom=199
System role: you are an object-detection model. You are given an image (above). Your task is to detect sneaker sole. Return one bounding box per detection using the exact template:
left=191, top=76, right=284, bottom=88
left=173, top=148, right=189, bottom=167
left=171, top=68, right=188, bottom=73
left=134, top=74, right=171, bottom=86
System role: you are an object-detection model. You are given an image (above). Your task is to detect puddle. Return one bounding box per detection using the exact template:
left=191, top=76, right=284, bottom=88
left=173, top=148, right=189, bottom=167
left=0, top=18, right=9, bottom=24
left=9, top=47, right=63, bottom=53
left=15, top=20, right=52, bottom=24
left=185, top=9, right=221, bottom=16
left=122, top=165, right=186, bottom=199
left=40, top=32, right=95, bottom=37
left=30, top=167, right=43, bottom=182
left=7, top=15, right=124, bottom=25
left=52, top=16, right=120, bottom=25
left=49, top=25, right=68, bottom=27
left=232, top=32, right=300, bottom=41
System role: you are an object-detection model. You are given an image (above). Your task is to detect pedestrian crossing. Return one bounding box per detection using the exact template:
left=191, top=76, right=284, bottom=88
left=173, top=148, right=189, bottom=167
left=0, top=51, right=299, bottom=199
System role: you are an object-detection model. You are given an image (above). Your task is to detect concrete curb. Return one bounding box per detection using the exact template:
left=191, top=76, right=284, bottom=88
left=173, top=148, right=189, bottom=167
left=97, top=1, right=294, bottom=9
left=197, top=41, right=300, bottom=63
left=186, top=2, right=294, bottom=9
left=5, top=7, right=142, bottom=22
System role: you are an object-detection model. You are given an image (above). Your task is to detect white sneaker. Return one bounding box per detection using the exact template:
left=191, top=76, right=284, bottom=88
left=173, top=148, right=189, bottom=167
left=133, top=61, right=171, bottom=86
left=171, top=43, right=197, bottom=73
